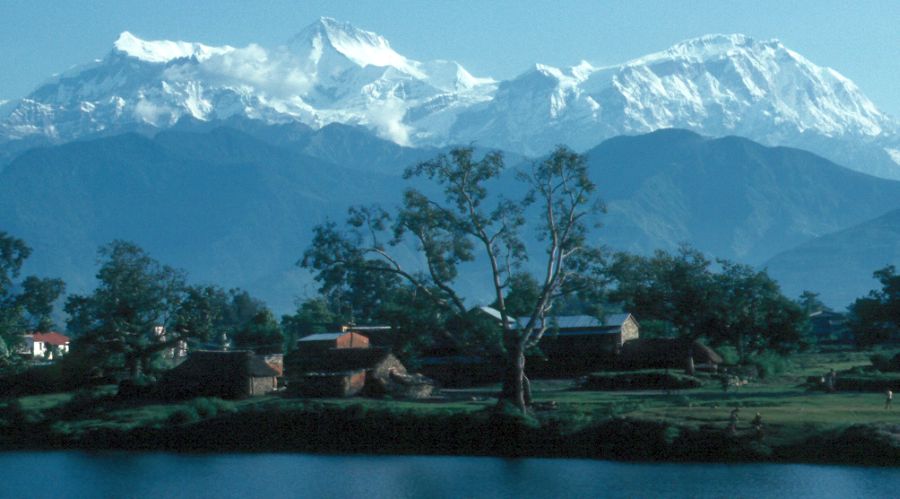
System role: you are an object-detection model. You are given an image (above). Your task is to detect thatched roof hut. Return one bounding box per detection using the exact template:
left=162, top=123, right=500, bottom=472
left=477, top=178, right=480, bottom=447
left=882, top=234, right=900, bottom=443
left=618, top=338, right=723, bottom=370
left=159, top=350, right=280, bottom=399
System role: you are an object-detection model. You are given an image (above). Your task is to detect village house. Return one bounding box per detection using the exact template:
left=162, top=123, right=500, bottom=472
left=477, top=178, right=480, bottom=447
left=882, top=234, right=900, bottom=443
left=287, top=330, right=434, bottom=398
left=618, top=338, right=723, bottom=371
left=153, top=325, right=188, bottom=359
left=296, top=331, right=370, bottom=354
left=158, top=350, right=281, bottom=399
left=475, top=307, right=641, bottom=375
left=342, top=324, right=393, bottom=347
left=530, top=313, right=640, bottom=375
left=20, top=332, right=70, bottom=360
left=808, top=310, right=851, bottom=344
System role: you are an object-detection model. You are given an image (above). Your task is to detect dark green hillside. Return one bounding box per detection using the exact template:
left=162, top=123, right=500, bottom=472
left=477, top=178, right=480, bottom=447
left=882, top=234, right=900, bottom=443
left=0, top=129, right=400, bottom=312
left=586, top=129, right=900, bottom=264
left=3, top=126, right=899, bottom=313
left=765, top=208, right=900, bottom=308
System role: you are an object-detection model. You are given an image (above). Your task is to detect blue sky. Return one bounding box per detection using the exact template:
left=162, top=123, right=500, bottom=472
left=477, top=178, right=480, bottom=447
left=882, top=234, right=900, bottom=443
left=1, top=0, right=898, bottom=115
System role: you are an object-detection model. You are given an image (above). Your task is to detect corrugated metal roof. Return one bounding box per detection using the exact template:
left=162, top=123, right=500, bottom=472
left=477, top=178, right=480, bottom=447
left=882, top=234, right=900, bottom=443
left=478, top=306, right=633, bottom=332
left=518, top=314, right=631, bottom=330
left=603, top=314, right=632, bottom=327
left=298, top=332, right=346, bottom=342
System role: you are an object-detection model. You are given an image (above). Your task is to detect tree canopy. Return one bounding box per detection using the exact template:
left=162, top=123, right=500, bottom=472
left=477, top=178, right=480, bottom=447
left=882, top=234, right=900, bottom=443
left=606, top=246, right=808, bottom=362
left=302, top=146, right=607, bottom=411
left=0, top=232, right=66, bottom=368
left=848, top=265, right=900, bottom=346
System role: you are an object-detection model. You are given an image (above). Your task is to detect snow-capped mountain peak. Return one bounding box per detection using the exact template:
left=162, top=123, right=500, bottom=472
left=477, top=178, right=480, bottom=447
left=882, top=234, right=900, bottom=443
left=289, top=17, right=424, bottom=78
left=113, top=31, right=234, bottom=63
left=1, top=24, right=898, bottom=178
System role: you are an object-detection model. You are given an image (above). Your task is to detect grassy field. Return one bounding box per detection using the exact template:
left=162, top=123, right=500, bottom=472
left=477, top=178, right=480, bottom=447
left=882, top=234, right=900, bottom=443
left=2, top=348, right=899, bottom=457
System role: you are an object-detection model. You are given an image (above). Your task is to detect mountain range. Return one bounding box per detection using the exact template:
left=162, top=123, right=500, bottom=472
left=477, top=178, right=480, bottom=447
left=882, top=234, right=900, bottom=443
left=1, top=18, right=898, bottom=179
left=2, top=17, right=900, bottom=313
left=2, top=124, right=898, bottom=312
left=765, top=207, right=900, bottom=307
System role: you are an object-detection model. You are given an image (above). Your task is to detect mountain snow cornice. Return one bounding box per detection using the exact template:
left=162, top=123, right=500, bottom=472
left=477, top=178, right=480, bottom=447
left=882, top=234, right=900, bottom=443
left=1, top=19, right=897, bottom=175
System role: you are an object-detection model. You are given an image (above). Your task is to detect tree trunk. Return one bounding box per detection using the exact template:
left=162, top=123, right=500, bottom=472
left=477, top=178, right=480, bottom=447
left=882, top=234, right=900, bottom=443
left=126, top=354, right=140, bottom=379
left=499, top=345, right=529, bottom=414
left=686, top=343, right=696, bottom=376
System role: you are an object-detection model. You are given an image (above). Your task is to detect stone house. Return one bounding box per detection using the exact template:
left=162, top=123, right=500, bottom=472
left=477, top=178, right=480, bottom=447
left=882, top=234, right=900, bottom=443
left=296, top=331, right=370, bottom=354
left=618, top=338, right=724, bottom=371
left=158, top=350, right=280, bottom=399
left=286, top=347, right=432, bottom=398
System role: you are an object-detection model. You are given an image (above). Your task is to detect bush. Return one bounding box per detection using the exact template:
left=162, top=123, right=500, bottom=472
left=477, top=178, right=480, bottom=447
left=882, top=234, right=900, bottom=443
left=746, top=352, right=792, bottom=379
left=870, top=353, right=900, bottom=372
left=166, top=407, right=200, bottom=426
left=116, top=377, right=157, bottom=399
left=0, top=399, right=27, bottom=426
left=192, top=398, right=219, bottom=419
left=716, top=346, right=740, bottom=365
left=60, top=389, right=103, bottom=419
left=581, top=371, right=702, bottom=391
left=836, top=372, right=900, bottom=392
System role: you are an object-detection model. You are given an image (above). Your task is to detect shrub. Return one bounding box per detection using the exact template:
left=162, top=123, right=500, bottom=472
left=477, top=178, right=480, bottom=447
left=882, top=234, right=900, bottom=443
left=166, top=407, right=200, bottom=426
left=870, top=353, right=900, bottom=372
left=716, top=346, right=740, bottom=365
left=746, top=352, right=792, bottom=379
left=191, top=398, right=219, bottom=419
left=836, top=372, right=900, bottom=392
left=581, top=371, right=702, bottom=391
left=116, top=376, right=157, bottom=399
left=0, top=399, right=27, bottom=426
left=60, top=389, right=102, bottom=419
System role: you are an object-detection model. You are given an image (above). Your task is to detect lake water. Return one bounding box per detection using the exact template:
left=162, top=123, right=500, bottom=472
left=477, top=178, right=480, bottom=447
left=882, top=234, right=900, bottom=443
left=1, top=451, right=899, bottom=498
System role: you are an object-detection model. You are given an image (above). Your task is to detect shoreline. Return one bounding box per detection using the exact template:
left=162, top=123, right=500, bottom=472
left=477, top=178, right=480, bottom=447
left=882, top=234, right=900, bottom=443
left=2, top=404, right=897, bottom=467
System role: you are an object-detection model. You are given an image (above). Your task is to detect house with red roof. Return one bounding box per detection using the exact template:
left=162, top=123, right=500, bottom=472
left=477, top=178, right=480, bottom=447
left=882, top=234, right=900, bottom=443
left=21, top=332, right=70, bottom=360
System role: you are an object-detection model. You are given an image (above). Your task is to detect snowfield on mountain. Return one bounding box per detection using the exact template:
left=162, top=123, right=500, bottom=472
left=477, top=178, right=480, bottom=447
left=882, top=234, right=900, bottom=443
left=1, top=17, right=898, bottom=178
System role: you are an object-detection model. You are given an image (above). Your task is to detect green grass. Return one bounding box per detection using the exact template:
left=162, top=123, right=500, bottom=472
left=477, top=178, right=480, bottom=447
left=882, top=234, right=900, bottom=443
left=3, top=349, right=899, bottom=450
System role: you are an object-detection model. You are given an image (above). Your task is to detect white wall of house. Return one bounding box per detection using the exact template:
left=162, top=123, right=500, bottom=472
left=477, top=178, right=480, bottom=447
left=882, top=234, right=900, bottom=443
left=21, top=336, right=46, bottom=357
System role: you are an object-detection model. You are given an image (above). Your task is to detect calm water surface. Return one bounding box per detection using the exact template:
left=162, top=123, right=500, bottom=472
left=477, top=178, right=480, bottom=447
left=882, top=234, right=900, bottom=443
left=1, top=451, right=899, bottom=498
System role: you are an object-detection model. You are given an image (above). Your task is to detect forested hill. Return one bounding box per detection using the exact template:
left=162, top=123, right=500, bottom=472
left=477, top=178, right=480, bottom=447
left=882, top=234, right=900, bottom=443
left=765, top=208, right=900, bottom=308
left=586, top=129, right=900, bottom=266
left=2, top=125, right=900, bottom=313
left=0, top=127, right=405, bottom=313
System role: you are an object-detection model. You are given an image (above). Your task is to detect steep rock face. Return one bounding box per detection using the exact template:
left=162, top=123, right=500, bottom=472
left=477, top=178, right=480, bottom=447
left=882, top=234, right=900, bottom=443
left=2, top=24, right=897, bottom=178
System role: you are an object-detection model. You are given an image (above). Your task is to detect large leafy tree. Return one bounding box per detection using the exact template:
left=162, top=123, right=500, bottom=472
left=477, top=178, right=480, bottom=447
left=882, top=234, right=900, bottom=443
left=281, top=298, right=341, bottom=352
left=0, top=232, right=66, bottom=366
left=712, top=261, right=807, bottom=358
left=303, top=147, right=606, bottom=412
left=608, top=246, right=807, bottom=367
left=65, top=241, right=189, bottom=378
left=848, top=265, right=900, bottom=346
left=172, top=285, right=280, bottom=352
left=232, top=309, right=284, bottom=354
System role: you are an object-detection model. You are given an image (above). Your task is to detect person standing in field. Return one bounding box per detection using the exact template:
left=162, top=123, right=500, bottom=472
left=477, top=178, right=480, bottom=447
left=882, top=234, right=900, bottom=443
left=728, top=407, right=740, bottom=435
left=751, top=412, right=763, bottom=439
left=886, top=389, right=893, bottom=410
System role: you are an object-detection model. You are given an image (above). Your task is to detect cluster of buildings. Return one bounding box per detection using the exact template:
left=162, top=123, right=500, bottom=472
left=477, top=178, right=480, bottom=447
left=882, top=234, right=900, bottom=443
left=22, top=304, right=772, bottom=400
left=157, top=326, right=433, bottom=400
